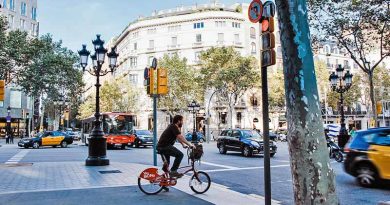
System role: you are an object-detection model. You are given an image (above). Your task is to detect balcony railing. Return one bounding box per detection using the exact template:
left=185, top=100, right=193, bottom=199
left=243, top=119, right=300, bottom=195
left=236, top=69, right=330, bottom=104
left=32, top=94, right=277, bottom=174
left=168, top=44, right=180, bottom=50
left=193, top=42, right=203, bottom=47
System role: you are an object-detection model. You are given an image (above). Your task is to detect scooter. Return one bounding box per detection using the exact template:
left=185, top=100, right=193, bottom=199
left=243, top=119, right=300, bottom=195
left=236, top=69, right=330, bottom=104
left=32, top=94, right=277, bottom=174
left=327, top=137, right=343, bottom=162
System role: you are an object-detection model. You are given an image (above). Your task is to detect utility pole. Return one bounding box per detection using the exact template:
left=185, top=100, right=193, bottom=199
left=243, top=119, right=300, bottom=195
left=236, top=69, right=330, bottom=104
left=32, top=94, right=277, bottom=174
left=274, top=0, right=338, bottom=204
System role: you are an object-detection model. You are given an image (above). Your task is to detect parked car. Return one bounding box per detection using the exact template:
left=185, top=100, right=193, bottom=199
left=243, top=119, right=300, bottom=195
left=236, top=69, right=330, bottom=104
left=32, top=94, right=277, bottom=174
left=185, top=132, right=206, bottom=142
left=106, top=130, right=135, bottom=149
left=18, top=131, right=73, bottom=149
left=132, top=130, right=154, bottom=148
left=66, top=131, right=80, bottom=140
left=217, top=129, right=277, bottom=157
left=344, top=127, right=390, bottom=187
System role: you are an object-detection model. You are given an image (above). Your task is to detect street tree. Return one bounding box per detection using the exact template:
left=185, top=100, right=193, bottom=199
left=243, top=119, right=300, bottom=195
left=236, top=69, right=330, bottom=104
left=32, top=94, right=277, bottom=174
left=268, top=70, right=285, bottom=111
left=200, top=47, right=259, bottom=128
left=275, top=0, right=338, bottom=204
left=158, top=54, right=204, bottom=116
left=308, top=0, right=390, bottom=125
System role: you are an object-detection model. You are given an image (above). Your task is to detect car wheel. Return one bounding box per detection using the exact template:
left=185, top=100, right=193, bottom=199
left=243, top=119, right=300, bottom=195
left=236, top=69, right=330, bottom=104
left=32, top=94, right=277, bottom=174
left=270, top=153, right=275, bottom=157
left=135, top=140, right=140, bottom=148
left=199, top=138, right=205, bottom=143
left=242, top=146, right=253, bottom=157
left=334, top=151, right=343, bottom=162
left=60, top=141, right=68, bottom=148
left=52, top=145, right=57, bottom=148
left=356, top=164, right=377, bottom=188
left=33, top=142, right=40, bottom=149
left=121, top=144, right=126, bottom=150
left=24, top=145, right=29, bottom=149
left=218, top=144, right=227, bottom=154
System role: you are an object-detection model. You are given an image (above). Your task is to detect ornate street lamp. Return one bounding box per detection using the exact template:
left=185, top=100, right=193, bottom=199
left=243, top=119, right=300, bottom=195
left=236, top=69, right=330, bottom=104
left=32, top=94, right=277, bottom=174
left=78, top=34, right=119, bottom=166
left=54, top=95, right=69, bottom=131
left=25, top=112, right=29, bottom=137
left=329, top=64, right=353, bottom=149
left=188, top=100, right=201, bottom=142
left=6, top=106, right=11, bottom=138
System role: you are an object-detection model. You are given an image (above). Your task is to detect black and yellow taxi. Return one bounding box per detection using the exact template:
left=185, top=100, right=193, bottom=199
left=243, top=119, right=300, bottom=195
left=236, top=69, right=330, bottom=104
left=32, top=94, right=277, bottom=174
left=18, top=131, right=73, bottom=149
left=344, top=127, right=390, bottom=187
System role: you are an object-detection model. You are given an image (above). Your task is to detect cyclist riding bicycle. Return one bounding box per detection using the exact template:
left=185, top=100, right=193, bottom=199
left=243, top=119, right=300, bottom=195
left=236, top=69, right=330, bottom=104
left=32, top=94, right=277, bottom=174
left=157, top=115, right=195, bottom=178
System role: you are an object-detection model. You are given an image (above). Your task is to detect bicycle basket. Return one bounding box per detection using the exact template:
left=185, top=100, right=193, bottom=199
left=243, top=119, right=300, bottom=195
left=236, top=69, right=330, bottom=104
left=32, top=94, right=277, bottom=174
left=190, top=144, right=204, bottom=160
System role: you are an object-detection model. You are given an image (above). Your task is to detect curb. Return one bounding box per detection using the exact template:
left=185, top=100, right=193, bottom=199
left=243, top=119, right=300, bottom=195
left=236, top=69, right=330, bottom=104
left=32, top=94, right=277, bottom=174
left=378, top=202, right=390, bottom=205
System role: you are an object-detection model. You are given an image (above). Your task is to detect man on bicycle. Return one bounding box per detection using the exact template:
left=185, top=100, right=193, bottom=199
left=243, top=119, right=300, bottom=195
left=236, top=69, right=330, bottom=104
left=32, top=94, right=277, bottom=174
left=157, top=115, right=195, bottom=178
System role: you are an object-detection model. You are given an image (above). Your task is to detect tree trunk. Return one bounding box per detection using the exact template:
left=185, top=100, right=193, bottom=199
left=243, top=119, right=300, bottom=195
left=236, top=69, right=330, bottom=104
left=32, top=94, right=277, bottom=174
left=368, top=72, right=377, bottom=127
left=275, top=1, right=338, bottom=204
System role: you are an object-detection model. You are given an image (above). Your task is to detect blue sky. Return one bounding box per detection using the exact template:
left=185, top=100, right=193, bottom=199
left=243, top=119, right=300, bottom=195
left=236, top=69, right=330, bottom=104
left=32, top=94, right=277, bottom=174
left=39, top=0, right=245, bottom=52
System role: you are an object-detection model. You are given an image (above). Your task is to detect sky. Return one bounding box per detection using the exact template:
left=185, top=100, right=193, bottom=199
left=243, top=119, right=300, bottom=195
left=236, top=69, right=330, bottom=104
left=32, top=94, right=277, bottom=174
left=38, top=0, right=245, bottom=52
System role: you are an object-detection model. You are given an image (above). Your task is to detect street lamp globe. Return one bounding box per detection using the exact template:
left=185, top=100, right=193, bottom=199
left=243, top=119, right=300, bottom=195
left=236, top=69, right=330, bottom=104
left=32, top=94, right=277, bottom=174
left=96, top=46, right=107, bottom=64
left=344, top=71, right=353, bottom=87
left=78, top=44, right=90, bottom=71
left=336, top=64, right=344, bottom=78
left=7, top=106, right=11, bottom=115
left=91, top=53, right=98, bottom=68
left=107, top=46, right=119, bottom=71
left=329, top=72, right=338, bottom=88
left=92, top=34, right=104, bottom=50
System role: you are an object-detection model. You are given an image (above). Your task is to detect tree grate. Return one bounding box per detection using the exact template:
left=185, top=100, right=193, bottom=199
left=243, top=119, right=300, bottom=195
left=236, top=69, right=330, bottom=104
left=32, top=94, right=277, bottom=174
left=98, top=170, right=122, bottom=174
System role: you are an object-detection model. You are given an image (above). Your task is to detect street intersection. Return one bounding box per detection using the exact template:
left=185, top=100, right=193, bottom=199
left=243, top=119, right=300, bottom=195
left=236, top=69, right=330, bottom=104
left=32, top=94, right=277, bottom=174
left=0, top=141, right=389, bottom=205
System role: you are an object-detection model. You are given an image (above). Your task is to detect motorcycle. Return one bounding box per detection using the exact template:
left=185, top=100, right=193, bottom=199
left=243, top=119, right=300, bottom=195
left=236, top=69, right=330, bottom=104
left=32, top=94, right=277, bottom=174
left=327, top=137, right=343, bottom=162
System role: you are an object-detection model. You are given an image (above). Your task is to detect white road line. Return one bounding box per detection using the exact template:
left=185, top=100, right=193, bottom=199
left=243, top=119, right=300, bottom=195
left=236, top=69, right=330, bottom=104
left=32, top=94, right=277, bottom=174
left=204, top=164, right=290, bottom=173
left=5, top=149, right=30, bottom=164
left=249, top=194, right=282, bottom=204
left=201, top=161, right=239, bottom=169
left=272, top=159, right=290, bottom=163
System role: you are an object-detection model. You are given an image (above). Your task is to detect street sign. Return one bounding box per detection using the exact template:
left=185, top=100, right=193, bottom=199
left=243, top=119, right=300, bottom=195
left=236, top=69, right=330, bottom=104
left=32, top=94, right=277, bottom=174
left=151, top=58, right=158, bottom=70
left=262, top=1, right=276, bottom=18
left=248, top=0, right=263, bottom=23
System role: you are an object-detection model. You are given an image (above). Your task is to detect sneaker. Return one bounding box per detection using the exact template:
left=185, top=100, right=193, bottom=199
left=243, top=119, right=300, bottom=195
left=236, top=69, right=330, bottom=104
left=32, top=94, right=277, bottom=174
left=162, top=186, right=169, bottom=192
left=169, top=171, right=183, bottom=178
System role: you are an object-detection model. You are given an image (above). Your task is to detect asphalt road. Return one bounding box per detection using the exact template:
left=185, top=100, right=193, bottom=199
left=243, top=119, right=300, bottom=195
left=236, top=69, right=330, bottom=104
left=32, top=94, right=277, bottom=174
left=0, top=140, right=389, bottom=205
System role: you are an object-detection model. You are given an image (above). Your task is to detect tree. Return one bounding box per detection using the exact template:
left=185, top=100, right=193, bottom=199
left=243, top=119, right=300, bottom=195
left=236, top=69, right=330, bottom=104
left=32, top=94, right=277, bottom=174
left=308, top=0, right=390, bottom=125
left=200, top=47, right=260, bottom=128
left=268, top=70, right=286, bottom=111
left=158, top=54, right=204, bottom=116
left=275, top=0, right=338, bottom=204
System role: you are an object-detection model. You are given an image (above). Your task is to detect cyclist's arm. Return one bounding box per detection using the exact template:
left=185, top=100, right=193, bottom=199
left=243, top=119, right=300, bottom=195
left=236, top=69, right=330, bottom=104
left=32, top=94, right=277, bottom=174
left=177, top=134, right=194, bottom=148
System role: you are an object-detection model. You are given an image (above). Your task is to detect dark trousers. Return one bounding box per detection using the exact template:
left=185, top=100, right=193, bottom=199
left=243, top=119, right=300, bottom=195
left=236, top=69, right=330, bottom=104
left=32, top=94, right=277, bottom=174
left=157, top=145, right=184, bottom=172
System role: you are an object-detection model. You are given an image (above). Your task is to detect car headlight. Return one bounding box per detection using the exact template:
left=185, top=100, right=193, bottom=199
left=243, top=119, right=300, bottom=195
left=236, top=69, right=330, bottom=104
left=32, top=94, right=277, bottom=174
left=250, top=141, right=259, bottom=147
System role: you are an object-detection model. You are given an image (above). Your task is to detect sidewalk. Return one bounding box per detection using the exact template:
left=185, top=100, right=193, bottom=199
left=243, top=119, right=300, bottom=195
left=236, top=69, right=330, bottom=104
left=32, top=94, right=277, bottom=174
left=0, top=161, right=278, bottom=205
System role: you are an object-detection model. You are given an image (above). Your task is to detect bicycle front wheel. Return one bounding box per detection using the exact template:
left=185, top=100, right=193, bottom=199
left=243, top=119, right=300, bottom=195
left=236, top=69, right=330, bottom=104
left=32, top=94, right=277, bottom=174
left=190, top=171, right=211, bottom=194
left=138, top=177, right=163, bottom=195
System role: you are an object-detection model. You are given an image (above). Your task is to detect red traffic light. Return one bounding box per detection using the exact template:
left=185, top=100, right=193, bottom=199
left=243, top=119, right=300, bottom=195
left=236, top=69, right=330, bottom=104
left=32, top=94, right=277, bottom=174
left=261, top=17, right=274, bottom=33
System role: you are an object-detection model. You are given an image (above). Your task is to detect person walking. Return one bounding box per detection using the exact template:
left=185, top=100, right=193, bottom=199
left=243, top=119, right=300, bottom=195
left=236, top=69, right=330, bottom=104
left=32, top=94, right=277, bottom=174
left=10, top=129, right=14, bottom=144
left=5, top=133, right=9, bottom=144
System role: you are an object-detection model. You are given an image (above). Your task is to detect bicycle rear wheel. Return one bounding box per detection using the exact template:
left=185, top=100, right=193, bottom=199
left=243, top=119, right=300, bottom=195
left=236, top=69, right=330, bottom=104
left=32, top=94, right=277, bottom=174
left=138, top=177, right=163, bottom=195
left=190, top=171, right=211, bottom=194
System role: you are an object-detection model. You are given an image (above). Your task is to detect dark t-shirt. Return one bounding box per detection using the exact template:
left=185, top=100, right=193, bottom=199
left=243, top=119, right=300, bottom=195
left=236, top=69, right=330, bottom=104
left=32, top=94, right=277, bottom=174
left=157, top=124, right=181, bottom=148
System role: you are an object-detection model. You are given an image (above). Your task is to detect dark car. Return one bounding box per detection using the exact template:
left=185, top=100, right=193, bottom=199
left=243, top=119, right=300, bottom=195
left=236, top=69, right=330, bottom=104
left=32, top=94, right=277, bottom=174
left=66, top=131, right=80, bottom=140
left=18, top=131, right=73, bottom=149
left=217, top=129, right=277, bottom=157
left=344, top=127, right=390, bottom=187
left=132, top=130, right=154, bottom=148
left=185, top=132, right=206, bottom=142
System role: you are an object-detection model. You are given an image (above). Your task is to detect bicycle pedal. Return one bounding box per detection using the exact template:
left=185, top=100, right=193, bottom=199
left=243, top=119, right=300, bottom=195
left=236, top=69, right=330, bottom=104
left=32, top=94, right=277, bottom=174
left=162, top=187, right=169, bottom=192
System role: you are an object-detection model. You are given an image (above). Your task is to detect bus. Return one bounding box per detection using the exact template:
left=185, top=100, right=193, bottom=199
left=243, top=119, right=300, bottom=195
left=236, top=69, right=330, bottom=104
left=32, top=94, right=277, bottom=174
left=81, top=112, right=136, bottom=149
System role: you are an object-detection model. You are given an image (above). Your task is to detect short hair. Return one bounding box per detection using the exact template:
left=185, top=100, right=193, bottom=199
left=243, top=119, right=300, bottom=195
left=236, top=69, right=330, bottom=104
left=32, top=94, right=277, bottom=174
left=173, top=115, right=183, bottom=124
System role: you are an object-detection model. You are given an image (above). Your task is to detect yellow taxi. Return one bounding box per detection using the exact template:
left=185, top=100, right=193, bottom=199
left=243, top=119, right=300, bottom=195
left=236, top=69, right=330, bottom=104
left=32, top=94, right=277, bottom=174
left=18, top=131, right=74, bottom=149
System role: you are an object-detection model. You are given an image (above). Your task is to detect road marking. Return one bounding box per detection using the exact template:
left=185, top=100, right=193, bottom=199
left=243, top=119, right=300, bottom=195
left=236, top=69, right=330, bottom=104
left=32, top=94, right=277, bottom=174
left=272, top=159, right=290, bottom=163
left=5, top=149, right=30, bottom=164
left=201, top=161, right=239, bottom=169
left=249, top=194, right=282, bottom=204
left=204, top=164, right=290, bottom=173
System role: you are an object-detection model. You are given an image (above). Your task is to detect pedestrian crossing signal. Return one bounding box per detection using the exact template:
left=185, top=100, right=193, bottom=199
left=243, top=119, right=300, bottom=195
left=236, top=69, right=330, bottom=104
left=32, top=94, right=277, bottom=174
left=157, top=68, right=168, bottom=95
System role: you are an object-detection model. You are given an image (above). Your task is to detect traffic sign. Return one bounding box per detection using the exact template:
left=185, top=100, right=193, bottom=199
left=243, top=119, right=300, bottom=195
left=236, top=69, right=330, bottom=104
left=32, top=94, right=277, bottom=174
left=262, top=1, right=276, bottom=18
left=248, top=0, right=263, bottom=23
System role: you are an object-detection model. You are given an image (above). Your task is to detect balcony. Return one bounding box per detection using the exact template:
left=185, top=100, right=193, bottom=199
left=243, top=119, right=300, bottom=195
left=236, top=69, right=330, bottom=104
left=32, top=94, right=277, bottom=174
left=233, top=41, right=243, bottom=48
left=167, top=44, right=180, bottom=51
left=192, top=41, right=203, bottom=48
left=216, top=41, right=225, bottom=46
left=146, top=47, right=155, bottom=53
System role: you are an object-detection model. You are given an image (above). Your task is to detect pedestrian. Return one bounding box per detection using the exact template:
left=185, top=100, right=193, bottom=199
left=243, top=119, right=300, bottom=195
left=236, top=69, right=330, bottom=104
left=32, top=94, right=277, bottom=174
left=349, top=126, right=356, bottom=137
left=10, top=129, right=14, bottom=144
left=5, top=134, right=9, bottom=144
left=30, top=129, right=35, bottom=138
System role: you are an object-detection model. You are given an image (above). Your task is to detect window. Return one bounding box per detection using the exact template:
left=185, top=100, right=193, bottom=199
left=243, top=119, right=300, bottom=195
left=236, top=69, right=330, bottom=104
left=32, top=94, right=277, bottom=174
left=232, top=22, right=241, bottom=28
left=251, top=42, right=256, bottom=54
left=194, top=51, right=201, bottom=62
left=31, top=23, right=37, bottom=36
left=2, top=0, right=6, bottom=9
left=149, top=40, right=154, bottom=49
left=324, top=45, right=330, bottom=54
left=20, top=19, right=25, bottom=30
left=147, top=28, right=156, bottom=34
left=31, top=7, right=37, bottom=20
left=250, top=95, right=258, bottom=106
left=171, top=37, right=177, bottom=46
left=373, top=132, right=390, bottom=146
left=217, top=33, right=224, bottom=43
left=250, top=27, right=256, bottom=38
left=344, top=60, right=349, bottom=68
left=130, top=57, right=137, bottom=67
left=7, top=14, right=14, bottom=28
left=129, top=74, right=138, bottom=85
left=234, top=34, right=240, bottom=43
left=168, top=25, right=181, bottom=32
left=194, top=22, right=204, bottom=29
left=10, top=90, right=22, bottom=108
left=132, top=31, right=139, bottom=38
left=196, top=34, right=202, bottom=43
left=237, top=112, right=242, bottom=126
left=10, top=0, right=14, bottom=10
left=220, top=112, right=227, bottom=124
left=232, top=130, right=240, bottom=138
left=215, top=21, right=226, bottom=27
left=133, top=43, right=137, bottom=50
left=21, top=2, right=26, bottom=16
left=148, top=56, right=154, bottom=66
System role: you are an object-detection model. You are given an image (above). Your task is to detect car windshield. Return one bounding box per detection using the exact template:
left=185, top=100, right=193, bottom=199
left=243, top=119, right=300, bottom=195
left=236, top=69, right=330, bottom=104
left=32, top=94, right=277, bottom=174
left=242, top=130, right=262, bottom=139
left=136, top=130, right=152, bottom=135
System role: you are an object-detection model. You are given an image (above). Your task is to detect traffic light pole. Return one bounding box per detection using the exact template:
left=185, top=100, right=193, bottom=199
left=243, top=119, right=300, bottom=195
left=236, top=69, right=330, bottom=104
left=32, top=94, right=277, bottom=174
left=261, top=66, right=271, bottom=205
left=153, top=94, right=158, bottom=166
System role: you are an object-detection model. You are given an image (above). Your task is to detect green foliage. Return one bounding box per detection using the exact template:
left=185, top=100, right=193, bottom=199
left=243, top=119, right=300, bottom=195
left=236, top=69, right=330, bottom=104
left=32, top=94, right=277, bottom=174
left=326, top=73, right=363, bottom=110
left=158, top=54, right=204, bottom=114
left=268, top=69, right=285, bottom=110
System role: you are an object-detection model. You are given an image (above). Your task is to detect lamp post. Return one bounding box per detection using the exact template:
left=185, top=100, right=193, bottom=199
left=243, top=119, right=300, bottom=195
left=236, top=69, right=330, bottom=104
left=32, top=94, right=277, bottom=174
left=188, top=100, right=200, bottom=143
left=78, top=34, right=119, bottom=166
left=25, top=112, right=29, bottom=137
left=329, top=64, right=353, bottom=149
left=6, top=106, right=11, bottom=138
left=206, top=89, right=220, bottom=143
left=54, top=95, right=69, bottom=131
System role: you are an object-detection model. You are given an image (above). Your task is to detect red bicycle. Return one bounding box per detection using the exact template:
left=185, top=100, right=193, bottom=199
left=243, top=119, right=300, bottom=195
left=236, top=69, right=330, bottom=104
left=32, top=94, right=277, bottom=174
left=138, top=146, right=211, bottom=195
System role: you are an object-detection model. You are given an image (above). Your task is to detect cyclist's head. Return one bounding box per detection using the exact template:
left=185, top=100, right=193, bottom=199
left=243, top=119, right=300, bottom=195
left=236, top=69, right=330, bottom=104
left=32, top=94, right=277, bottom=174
left=173, top=115, right=184, bottom=128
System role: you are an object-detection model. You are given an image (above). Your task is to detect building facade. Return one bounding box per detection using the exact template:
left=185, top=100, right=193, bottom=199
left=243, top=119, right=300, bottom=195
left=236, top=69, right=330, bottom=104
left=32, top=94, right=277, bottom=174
left=0, top=0, right=38, bottom=137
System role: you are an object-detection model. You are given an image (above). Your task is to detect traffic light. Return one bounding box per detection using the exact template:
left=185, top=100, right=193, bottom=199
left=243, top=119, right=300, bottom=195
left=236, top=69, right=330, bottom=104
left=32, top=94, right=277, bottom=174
left=157, top=68, right=168, bottom=95
left=377, top=101, right=383, bottom=114
left=0, top=80, right=5, bottom=101
left=64, top=110, right=69, bottom=120
left=261, top=16, right=276, bottom=67
left=144, top=67, right=155, bottom=95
